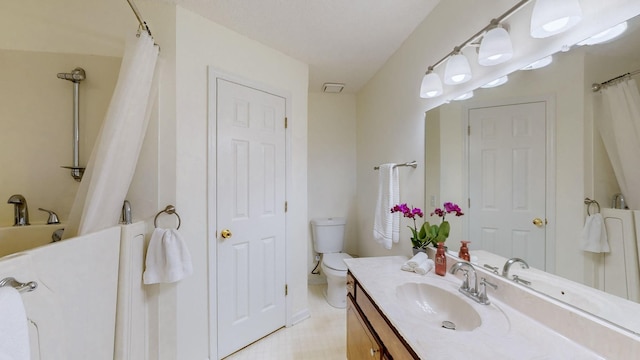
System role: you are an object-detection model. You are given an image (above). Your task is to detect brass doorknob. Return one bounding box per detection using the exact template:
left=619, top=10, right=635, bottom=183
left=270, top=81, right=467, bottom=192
left=532, top=218, right=544, bottom=227
left=221, top=229, right=232, bottom=239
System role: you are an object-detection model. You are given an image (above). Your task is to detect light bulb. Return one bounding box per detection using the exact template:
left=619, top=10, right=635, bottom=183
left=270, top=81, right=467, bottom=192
left=420, top=72, right=443, bottom=98
left=478, top=26, right=513, bottom=66
left=530, top=0, right=582, bottom=38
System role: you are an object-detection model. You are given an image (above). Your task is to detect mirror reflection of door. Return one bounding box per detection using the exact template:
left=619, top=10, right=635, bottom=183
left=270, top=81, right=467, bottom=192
left=467, top=101, right=548, bottom=270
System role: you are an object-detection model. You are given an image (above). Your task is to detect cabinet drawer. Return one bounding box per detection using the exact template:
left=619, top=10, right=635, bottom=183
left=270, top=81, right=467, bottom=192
left=356, top=285, right=418, bottom=359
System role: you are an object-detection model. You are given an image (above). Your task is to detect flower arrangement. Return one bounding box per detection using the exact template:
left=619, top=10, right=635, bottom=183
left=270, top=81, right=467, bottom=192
left=391, top=202, right=464, bottom=249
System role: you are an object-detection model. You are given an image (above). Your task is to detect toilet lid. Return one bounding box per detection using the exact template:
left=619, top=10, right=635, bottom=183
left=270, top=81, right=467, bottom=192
left=323, top=253, right=352, bottom=271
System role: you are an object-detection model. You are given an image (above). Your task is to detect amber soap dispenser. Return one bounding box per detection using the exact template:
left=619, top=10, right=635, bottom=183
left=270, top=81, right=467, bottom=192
left=458, top=240, right=471, bottom=261
left=435, top=242, right=447, bottom=276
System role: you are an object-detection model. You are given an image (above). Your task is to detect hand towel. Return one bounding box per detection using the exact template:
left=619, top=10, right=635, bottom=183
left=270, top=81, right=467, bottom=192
left=580, top=213, right=610, bottom=253
left=0, top=287, right=30, bottom=360
left=406, top=252, right=428, bottom=269
left=143, top=228, right=194, bottom=284
left=401, top=263, right=414, bottom=272
left=373, top=163, right=399, bottom=249
left=414, top=259, right=435, bottom=275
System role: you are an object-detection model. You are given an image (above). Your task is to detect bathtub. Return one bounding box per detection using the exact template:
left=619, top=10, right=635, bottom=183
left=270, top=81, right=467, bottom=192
left=0, top=225, right=121, bottom=360
left=0, top=224, right=65, bottom=258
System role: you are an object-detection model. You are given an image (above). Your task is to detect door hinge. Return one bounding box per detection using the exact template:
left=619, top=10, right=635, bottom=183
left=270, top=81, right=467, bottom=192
left=285, top=201, right=288, bottom=212
left=285, top=284, right=288, bottom=296
left=468, top=198, right=470, bottom=208
left=468, top=125, right=471, bottom=136
left=285, top=117, right=288, bottom=129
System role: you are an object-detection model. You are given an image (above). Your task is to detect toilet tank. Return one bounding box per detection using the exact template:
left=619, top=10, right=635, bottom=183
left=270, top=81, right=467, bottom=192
left=311, top=217, right=346, bottom=253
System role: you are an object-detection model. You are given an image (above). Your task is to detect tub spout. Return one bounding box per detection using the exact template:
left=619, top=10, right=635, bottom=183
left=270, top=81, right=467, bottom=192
left=7, top=194, right=30, bottom=226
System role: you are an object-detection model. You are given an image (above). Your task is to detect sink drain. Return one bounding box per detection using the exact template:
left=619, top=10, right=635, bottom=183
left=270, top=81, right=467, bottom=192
left=441, top=321, right=456, bottom=330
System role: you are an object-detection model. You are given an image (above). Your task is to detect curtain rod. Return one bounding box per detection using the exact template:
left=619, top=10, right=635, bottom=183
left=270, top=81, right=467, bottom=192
left=126, top=0, right=152, bottom=36
left=592, top=69, right=640, bottom=92
left=373, top=161, right=417, bottom=170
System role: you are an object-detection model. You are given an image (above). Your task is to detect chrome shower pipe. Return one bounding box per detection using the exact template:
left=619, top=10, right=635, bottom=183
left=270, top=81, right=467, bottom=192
left=57, top=67, right=86, bottom=181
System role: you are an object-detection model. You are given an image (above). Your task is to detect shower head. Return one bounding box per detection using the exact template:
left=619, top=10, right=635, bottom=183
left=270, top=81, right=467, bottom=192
left=57, top=67, right=86, bottom=82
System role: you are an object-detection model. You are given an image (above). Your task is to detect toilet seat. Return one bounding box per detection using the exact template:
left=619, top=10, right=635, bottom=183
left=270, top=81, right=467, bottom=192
left=322, top=253, right=352, bottom=271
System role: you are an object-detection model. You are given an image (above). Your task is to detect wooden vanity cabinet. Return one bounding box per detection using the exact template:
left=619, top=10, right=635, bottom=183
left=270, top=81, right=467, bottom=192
left=347, top=271, right=418, bottom=359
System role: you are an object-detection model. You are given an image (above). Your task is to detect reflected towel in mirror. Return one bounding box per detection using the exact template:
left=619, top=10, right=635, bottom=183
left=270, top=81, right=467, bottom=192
left=580, top=213, right=610, bottom=253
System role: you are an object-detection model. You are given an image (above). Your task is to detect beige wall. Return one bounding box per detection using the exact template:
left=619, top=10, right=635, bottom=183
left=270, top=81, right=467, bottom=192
left=0, top=49, right=120, bottom=226
left=168, top=7, right=309, bottom=360
left=307, top=92, right=358, bottom=281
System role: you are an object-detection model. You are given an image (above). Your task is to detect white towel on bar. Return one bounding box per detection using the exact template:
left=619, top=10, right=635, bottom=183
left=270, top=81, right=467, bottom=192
left=143, top=228, right=194, bottom=284
left=373, top=163, right=399, bottom=249
left=0, top=287, right=30, bottom=360
left=580, top=213, right=610, bottom=253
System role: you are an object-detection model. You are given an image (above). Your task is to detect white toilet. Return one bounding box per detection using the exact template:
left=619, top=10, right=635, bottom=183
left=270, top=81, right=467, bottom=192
left=311, top=217, right=353, bottom=308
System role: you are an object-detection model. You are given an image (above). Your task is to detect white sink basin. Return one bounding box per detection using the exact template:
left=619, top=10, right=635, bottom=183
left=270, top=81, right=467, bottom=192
left=396, top=282, right=482, bottom=331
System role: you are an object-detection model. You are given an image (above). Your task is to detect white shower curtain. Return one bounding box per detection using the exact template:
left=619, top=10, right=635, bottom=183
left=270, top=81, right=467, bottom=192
left=63, top=31, right=159, bottom=238
left=596, top=78, right=640, bottom=210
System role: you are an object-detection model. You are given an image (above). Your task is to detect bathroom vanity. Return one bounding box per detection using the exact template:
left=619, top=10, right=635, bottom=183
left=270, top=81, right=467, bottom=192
left=345, top=256, right=640, bottom=359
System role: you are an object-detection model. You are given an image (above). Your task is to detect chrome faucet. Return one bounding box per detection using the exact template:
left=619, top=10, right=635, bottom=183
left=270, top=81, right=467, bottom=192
left=7, top=194, right=30, bottom=226
left=612, top=193, right=626, bottom=209
left=450, top=261, right=478, bottom=295
left=502, top=257, right=529, bottom=278
left=38, top=208, right=60, bottom=224
left=478, top=278, right=498, bottom=305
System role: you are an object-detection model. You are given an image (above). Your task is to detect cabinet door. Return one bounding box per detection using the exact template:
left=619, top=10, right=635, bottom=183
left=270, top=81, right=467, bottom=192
left=347, top=296, right=383, bottom=360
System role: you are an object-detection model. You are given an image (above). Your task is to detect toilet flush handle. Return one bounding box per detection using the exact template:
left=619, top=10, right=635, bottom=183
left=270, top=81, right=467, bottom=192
left=221, top=229, right=232, bottom=239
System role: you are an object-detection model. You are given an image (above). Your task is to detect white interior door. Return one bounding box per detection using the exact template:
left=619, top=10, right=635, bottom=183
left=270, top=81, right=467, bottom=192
left=216, top=78, right=287, bottom=359
left=468, top=101, right=547, bottom=269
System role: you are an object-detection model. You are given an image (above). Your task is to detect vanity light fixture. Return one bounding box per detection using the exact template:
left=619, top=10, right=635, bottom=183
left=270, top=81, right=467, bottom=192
left=478, top=24, right=513, bottom=66
left=420, top=68, right=443, bottom=98
left=530, top=0, right=582, bottom=38
left=417, top=0, right=532, bottom=98
left=481, top=75, right=509, bottom=88
left=520, top=55, right=553, bottom=70
left=577, top=21, right=628, bottom=46
left=444, top=49, right=472, bottom=85
left=453, top=91, right=474, bottom=101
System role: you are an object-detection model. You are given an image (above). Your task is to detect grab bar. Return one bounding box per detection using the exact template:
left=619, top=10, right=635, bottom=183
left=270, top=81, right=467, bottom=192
left=0, top=277, right=37, bottom=293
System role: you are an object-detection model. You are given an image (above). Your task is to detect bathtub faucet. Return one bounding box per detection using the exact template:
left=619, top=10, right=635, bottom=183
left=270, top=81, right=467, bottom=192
left=7, top=194, right=30, bottom=226
left=612, top=193, right=626, bottom=209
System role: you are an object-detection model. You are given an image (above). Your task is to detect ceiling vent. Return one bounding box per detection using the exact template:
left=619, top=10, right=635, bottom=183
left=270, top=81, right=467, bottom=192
left=322, top=83, right=345, bottom=93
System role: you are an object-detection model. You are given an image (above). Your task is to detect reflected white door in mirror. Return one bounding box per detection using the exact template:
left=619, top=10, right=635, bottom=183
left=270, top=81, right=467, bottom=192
left=467, top=101, right=548, bottom=270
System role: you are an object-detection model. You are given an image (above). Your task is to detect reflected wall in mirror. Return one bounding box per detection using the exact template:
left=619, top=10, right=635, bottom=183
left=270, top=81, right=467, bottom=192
left=425, top=13, right=640, bottom=334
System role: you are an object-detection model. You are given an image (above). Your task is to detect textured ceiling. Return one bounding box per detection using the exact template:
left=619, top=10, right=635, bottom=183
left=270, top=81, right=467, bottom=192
left=155, top=0, right=441, bottom=93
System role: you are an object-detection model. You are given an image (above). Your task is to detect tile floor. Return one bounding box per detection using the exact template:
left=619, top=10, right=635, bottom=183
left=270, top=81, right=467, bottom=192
left=225, top=284, right=347, bottom=359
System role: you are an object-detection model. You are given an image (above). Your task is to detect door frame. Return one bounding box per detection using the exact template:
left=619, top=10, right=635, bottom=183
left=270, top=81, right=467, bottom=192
left=207, top=68, right=293, bottom=359
left=462, top=95, right=557, bottom=272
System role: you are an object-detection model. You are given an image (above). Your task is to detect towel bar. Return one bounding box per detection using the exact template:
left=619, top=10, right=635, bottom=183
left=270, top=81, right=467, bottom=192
left=0, top=277, right=37, bottom=293
left=584, top=198, right=601, bottom=215
left=374, top=161, right=417, bottom=170
left=154, top=205, right=181, bottom=229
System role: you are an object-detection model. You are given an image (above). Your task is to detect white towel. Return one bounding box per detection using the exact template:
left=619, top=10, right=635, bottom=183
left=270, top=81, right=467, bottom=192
left=0, top=287, right=30, bottom=360
left=414, top=259, right=435, bottom=275
left=406, top=252, right=428, bottom=268
left=143, top=228, right=194, bottom=284
left=373, top=163, right=399, bottom=249
left=580, top=213, right=610, bottom=253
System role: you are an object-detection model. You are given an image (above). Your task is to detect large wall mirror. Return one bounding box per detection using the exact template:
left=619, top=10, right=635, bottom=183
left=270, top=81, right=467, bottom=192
left=426, top=12, right=640, bottom=335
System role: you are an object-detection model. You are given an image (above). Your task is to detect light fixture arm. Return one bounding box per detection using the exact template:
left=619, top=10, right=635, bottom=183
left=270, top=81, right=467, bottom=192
left=422, top=0, right=531, bottom=73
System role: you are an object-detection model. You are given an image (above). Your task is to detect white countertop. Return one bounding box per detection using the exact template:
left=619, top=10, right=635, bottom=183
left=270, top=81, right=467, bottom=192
left=345, top=256, right=603, bottom=360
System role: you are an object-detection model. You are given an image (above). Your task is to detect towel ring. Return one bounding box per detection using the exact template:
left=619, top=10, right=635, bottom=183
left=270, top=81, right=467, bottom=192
left=154, top=205, right=181, bottom=229
left=584, top=198, right=600, bottom=216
